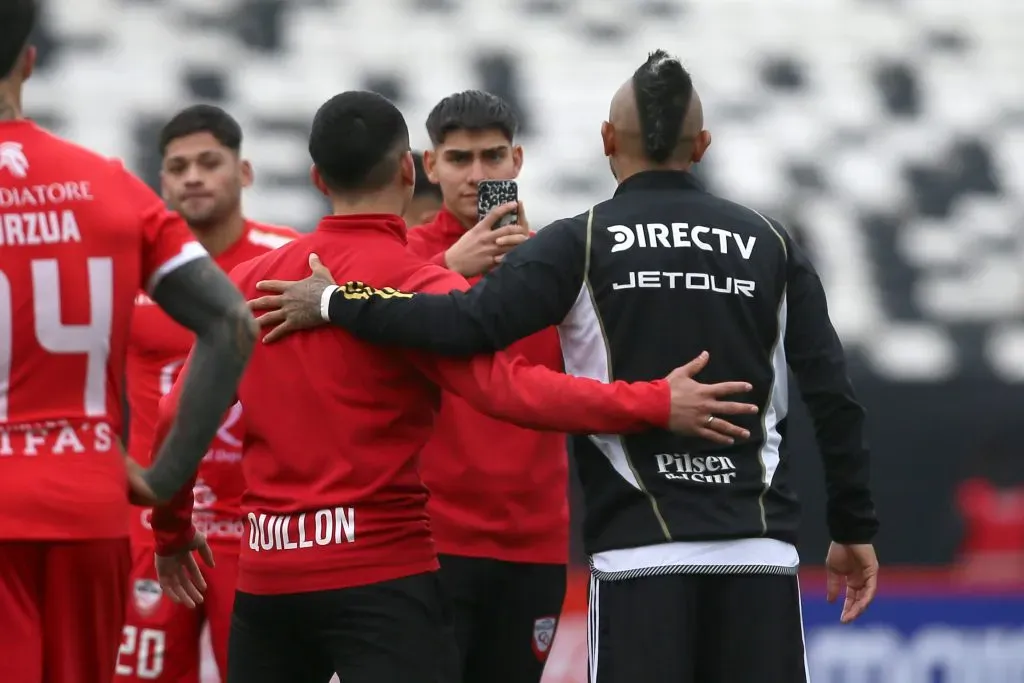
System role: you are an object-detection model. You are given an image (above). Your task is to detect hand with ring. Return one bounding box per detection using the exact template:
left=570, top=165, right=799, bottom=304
left=664, top=351, right=759, bottom=444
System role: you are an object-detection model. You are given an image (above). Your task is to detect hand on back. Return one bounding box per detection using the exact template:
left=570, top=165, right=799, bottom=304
left=664, top=351, right=759, bottom=443
left=249, top=253, right=337, bottom=343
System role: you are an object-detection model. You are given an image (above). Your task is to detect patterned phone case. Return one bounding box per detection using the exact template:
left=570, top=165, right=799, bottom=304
left=477, top=179, right=519, bottom=228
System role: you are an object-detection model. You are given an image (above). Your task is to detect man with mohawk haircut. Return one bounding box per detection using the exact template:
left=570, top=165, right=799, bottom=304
left=252, top=50, right=879, bottom=683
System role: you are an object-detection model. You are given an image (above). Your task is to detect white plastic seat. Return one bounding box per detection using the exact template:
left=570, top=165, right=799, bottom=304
left=898, top=218, right=967, bottom=269
left=794, top=197, right=883, bottom=344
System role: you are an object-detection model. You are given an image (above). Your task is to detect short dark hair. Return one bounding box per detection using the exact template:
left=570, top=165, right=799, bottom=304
left=412, top=151, right=442, bottom=200
left=425, top=90, right=518, bottom=146
left=631, top=50, right=694, bottom=164
left=159, top=105, right=243, bottom=156
left=309, top=91, right=410, bottom=193
left=0, top=0, right=37, bottom=79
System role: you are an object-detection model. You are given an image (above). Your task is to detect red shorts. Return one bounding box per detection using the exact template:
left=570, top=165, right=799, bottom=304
left=115, top=543, right=239, bottom=683
left=0, top=538, right=132, bottom=683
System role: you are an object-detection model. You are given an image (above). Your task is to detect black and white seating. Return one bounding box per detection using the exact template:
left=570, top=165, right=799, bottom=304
left=26, top=0, right=1024, bottom=381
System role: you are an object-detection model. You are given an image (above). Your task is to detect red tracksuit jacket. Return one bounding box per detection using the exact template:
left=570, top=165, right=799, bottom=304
left=407, top=208, right=568, bottom=563
left=151, top=214, right=670, bottom=595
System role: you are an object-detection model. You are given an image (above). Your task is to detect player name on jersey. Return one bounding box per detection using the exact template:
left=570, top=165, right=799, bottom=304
left=246, top=507, right=356, bottom=552
left=0, top=210, right=83, bottom=246
left=1, top=181, right=96, bottom=247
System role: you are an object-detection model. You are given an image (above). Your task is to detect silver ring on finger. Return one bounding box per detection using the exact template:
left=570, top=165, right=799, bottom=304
left=705, top=415, right=714, bottom=426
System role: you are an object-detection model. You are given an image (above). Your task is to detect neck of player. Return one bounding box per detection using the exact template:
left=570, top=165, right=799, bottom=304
left=0, top=86, right=23, bottom=121
left=330, top=188, right=407, bottom=219
left=448, top=204, right=476, bottom=230
left=191, top=211, right=246, bottom=257
left=615, top=158, right=693, bottom=185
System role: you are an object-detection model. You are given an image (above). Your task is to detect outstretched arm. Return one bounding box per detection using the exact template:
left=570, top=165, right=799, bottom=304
left=411, top=350, right=757, bottom=442
left=327, top=219, right=586, bottom=354
left=250, top=217, right=588, bottom=354
left=143, top=259, right=256, bottom=501
left=414, top=350, right=671, bottom=435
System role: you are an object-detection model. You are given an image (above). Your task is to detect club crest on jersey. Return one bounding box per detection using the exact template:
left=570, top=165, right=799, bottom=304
left=0, top=141, right=28, bottom=178
left=133, top=579, right=163, bottom=615
left=531, top=616, right=558, bottom=661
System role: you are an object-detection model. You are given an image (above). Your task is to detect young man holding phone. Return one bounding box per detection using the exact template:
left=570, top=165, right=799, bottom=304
left=406, top=91, right=566, bottom=683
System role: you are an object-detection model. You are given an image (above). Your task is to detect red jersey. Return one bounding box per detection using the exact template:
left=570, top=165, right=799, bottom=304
left=152, top=214, right=670, bottom=596
left=407, top=208, right=568, bottom=563
left=127, top=221, right=298, bottom=549
left=0, top=119, right=205, bottom=540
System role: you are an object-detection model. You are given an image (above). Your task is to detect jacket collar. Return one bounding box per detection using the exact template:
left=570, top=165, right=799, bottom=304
left=211, top=220, right=253, bottom=261
left=613, top=170, right=706, bottom=197
left=316, top=214, right=408, bottom=244
left=427, top=205, right=472, bottom=238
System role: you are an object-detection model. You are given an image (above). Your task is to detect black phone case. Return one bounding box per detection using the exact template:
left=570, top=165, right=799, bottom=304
left=477, top=180, right=519, bottom=228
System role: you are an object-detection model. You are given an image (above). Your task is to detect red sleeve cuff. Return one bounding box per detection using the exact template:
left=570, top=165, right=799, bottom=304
left=430, top=250, right=448, bottom=268
left=151, top=482, right=196, bottom=555
left=647, top=379, right=672, bottom=428
left=154, top=522, right=196, bottom=556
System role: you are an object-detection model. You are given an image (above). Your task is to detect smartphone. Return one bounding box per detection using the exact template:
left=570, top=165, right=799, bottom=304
left=477, top=179, right=519, bottom=229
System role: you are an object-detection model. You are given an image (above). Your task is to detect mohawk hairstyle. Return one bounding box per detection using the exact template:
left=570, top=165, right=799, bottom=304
left=159, top=105, right=243, bottom=156
left=0, top=0, right=37, bottom=79
left=309, top=91, right=410, bottom=193
left=425, top=90, right=519, bottom=146
left=631, top=50, right=694, bottom=164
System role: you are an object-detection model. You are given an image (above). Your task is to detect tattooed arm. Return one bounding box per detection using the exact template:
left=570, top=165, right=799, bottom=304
left=142, top=258, right=257, bottom=502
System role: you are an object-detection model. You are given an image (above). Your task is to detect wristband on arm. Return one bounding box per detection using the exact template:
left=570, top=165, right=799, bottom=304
left=320, top=285, right=340, bottom=322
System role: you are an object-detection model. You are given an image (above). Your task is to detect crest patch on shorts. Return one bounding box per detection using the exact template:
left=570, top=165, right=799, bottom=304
left=532, top=616, right=558, bottom=661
